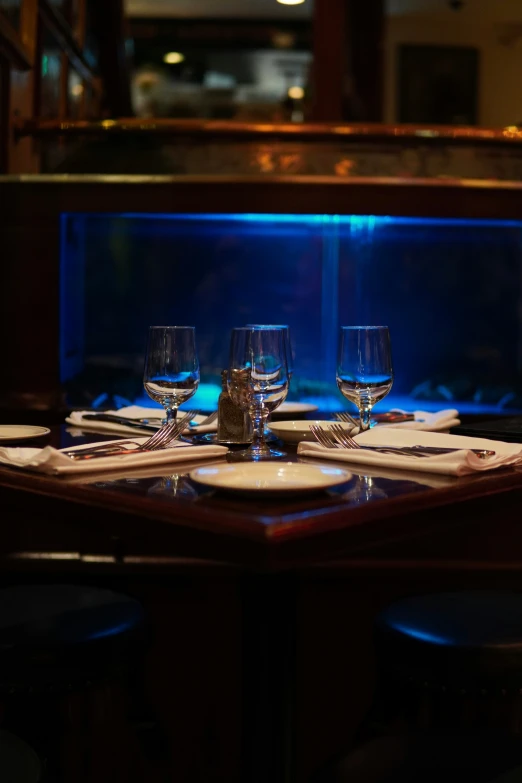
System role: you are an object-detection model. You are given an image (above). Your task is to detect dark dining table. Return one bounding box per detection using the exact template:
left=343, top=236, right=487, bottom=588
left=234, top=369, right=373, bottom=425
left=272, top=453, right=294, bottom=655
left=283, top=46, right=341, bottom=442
left=2, top=423, right=522, bottom=782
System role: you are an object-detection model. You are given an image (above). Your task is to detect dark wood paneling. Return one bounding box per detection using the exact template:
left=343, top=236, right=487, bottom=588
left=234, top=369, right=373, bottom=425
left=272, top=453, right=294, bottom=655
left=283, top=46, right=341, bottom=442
left=312, top=0, right=347, bottom=121
left=0, top=7, right=31, bottom=68
left=38, top=0, right=94, bottom=82
left=3, top=176, right=522, bottom=220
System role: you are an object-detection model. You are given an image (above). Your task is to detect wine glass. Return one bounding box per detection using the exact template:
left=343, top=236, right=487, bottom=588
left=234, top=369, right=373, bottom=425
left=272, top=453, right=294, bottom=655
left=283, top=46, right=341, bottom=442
left=143, top=326, right=200, bottom=424
left=245, top=324, right=293, bottom=440
left=227, top=327, right=289, bottom=461
left=336, top=326, right=393, bottom=432
left=245, top=325, right=294, bottom=380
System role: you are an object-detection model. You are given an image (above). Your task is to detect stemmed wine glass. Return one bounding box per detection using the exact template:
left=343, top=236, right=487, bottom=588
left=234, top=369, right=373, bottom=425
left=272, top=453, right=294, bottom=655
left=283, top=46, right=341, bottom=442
left=336, top=326, right=393, bottom=432
left=143, top=326, right=200, bottom=424
left=227, top=327, right=289, bottom=461
left=246, top=325, right=294, bottom=380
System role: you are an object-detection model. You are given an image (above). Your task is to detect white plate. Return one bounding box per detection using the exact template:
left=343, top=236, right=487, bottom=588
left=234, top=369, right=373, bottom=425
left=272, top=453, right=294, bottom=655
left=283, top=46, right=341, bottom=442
left=274, top=402, right=319, bottom=416
left=190, top=462, right=351, bottom=494
left=268, top=420, right=356, bottom=445
left=0, top=425, right=51, bottom=442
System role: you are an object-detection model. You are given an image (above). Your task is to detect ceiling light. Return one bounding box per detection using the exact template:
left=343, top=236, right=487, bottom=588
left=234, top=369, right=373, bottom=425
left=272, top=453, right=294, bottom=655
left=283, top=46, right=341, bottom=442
left=277, top=0, right=306, bottom=5
left=288, top=86, right=304, bottom=100
left=163, top=52, right=185, bottom=65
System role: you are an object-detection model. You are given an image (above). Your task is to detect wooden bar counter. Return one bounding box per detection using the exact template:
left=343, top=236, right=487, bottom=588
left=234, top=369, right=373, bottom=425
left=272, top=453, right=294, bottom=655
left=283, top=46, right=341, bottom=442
left=1, top=425, right=522, bottom=781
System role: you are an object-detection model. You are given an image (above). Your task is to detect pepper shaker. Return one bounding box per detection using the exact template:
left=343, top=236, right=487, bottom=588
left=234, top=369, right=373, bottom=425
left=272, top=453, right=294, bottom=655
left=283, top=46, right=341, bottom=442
left=217, top=370, right=253, bottom=444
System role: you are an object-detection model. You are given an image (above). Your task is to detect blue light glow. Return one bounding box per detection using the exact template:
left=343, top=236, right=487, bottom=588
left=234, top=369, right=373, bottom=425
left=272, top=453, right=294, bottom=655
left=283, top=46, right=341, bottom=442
left=87, top=620, right=135, bottom=640
left=96, top=212, right=522, bottom=230
left=60, top=211, right=522, bottom=416
left=394, top=624, right=451, bottom=645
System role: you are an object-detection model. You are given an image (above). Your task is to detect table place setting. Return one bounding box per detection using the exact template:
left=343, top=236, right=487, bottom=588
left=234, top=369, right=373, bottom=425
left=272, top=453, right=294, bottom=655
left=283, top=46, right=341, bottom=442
left=0, top=437, right=229, bottom=476
left=3, top=321, right=517, bottom=487
left=66, top=406, right=218, bottom=437
left=298, top=427, right=522, bottom=476
left=334, top=408, right=461, bottom=433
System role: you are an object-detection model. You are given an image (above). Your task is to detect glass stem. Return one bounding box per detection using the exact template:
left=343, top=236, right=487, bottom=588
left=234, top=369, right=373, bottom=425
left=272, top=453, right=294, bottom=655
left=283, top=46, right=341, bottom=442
left=165, top=406, right=178, bottom=425
left=360, top=406, right=372, bottom=432
left=250, top=407, right=270, bottom=453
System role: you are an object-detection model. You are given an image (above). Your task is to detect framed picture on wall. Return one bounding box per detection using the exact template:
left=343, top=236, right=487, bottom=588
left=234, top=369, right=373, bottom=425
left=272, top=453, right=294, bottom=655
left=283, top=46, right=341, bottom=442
left=398, top=44, right=479, bottom=125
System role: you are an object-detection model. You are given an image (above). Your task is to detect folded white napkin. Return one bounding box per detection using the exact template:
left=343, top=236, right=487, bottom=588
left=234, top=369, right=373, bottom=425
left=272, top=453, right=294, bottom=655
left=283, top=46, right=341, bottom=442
left=297, top=428, right=522, bottom=476
left=66, top=406, right=218, bottom=436
left=379, top=408, right=460, bottom=432
left=0, top=438, right=228, bottom=476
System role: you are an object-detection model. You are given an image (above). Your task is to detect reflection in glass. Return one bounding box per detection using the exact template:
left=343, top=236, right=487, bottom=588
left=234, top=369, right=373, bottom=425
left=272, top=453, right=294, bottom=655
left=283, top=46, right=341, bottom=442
left=41, top=28, right=61, bottom=118
left=143, top=326, right=200, bottom=424
left=148, top=474, right=197, bottom=500
left=227, top=327, right=289, bottom=461
left=337, top=326, right=393, bottom=432
left=68, top=68, right=84, bottom=119
left=343, top=475, right=388, bottom=505
left=128, top=15, right=312, bottom=121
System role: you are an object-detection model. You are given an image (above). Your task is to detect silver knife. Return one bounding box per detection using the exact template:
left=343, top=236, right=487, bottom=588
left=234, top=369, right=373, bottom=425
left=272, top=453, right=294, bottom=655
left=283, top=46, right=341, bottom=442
left=362, top=444, right=496, bottom=458
left=82, top=413, right=160, bottom=432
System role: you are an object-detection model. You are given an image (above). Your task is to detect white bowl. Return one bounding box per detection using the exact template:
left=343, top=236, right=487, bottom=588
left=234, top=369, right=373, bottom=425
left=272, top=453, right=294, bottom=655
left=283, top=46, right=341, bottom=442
left=268, top=420, right=357, bottom=445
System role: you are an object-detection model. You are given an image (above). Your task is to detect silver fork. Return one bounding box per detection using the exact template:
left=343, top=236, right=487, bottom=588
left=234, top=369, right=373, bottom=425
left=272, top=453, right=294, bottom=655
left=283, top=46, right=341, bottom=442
left=310, top=424, right=418, bottom=458
left=329, top=425, right=495, bottom=459
left=334, top=412, right=359, bottom=427
left=329, top=424, right=422, bottom=457
left=63, top=410, right=198, bottom=459
left=189, top=410, right=218, bottom=428
left=310, top=425, right=339, bottom=449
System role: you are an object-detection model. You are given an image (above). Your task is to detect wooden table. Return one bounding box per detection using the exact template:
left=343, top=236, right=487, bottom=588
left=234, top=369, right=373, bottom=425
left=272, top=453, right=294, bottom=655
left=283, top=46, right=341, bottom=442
left=2, top=425, right=522, bottom=782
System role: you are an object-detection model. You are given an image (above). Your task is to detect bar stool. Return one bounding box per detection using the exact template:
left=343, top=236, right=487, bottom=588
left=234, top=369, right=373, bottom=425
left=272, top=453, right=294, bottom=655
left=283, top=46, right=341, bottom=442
left=0, top=584, right=146, bottom=783
left=317, top=591, right=522, bottom=783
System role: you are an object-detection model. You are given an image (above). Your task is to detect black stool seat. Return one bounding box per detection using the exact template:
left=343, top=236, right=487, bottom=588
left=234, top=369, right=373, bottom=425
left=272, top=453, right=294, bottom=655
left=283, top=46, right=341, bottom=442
left=377, top=591, right=522, bottom=690
left=0, top=585, right=145, bottom=690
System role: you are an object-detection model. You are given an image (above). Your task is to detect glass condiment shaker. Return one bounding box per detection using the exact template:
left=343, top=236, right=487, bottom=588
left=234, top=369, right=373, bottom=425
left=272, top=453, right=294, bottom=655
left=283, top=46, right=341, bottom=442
left=217, top=369, right=253, bottom=444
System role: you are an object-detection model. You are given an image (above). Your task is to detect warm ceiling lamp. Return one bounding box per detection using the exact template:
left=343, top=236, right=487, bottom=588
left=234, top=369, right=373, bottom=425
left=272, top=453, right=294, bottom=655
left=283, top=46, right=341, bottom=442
left=277, top=0, right=306, bottom=5
left=163, top=52, right=185, bottom=65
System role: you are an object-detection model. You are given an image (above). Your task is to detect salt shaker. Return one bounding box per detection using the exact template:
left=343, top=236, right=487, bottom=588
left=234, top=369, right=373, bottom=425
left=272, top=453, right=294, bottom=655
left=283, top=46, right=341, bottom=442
left=217, top=369, right=253, bottom=444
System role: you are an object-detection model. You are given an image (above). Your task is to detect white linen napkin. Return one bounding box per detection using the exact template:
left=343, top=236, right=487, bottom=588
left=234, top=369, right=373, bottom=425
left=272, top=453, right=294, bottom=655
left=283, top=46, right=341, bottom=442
left=0, top=438, right=228, bottom=476
left=66, top=406, right=218, bottom=436
left=297, top=428, right=522, bottom=477
left=379, top=408, right=460, bottom=432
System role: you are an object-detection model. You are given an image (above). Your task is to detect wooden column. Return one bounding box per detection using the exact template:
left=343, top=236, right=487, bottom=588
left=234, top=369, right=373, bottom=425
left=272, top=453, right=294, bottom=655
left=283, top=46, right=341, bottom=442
left=311, top=0, right=384, bottom=122
left=347, top=0, right=385, bottom=122
left=311, top=0, right=347, bottom=122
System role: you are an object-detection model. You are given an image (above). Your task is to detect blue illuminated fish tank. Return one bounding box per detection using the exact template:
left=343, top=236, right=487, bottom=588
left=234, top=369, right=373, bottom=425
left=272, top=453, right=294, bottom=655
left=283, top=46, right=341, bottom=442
left=60, top=212, right=522, bottom=414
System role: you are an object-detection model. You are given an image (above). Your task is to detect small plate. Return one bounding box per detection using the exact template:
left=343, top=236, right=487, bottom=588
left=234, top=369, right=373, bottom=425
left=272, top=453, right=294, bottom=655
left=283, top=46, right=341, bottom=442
left=268, top=420, right=356, bottom=445
left=0, top=425, right=51, bottom=442
left=190, top=462, right=351, bottom=495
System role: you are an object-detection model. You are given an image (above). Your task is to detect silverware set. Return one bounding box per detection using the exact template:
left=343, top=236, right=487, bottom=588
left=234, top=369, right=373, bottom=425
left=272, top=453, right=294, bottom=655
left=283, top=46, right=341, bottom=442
left=333, top=411, right=359, bottom=426
left=189, top=410, right=218, bottom=428
left=333, top=411, right=418, bottom=426
left=309, top=424, right=495, bottom=460
left=62, top=410, right=199, bottom=460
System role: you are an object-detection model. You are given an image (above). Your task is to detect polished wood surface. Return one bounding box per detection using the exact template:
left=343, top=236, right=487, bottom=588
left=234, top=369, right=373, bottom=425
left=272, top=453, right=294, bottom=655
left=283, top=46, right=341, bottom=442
left=13, top=118, right=522, bottom=145
left=5, top=174, right=522, bottom=219
left=2, top=425, right=522, bottom=572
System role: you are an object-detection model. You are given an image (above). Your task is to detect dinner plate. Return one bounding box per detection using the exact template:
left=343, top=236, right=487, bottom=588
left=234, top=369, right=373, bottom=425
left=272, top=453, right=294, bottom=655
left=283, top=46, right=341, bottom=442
left=268, top=420, right=356, bottom=445
left=189, top=462, right=351, bottom=495
left=0, top=425, right=51, bottom=442
left=273, top=402, right=319, bottom=417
